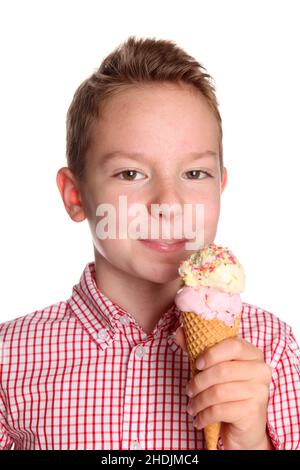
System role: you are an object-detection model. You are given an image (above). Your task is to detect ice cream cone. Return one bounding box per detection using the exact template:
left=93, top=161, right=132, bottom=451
left=175, top=244, right=245, bottom=450
left=181, top=311, right=241, bottom=450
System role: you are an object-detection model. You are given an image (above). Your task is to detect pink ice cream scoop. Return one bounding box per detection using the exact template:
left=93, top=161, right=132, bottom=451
left=175, top=285, right=242, bottom=326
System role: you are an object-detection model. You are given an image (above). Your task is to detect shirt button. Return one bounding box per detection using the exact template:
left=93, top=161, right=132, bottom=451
left=131, top=440, right=142, bottom=450
left=97, top=328, right=108, bottom=341
left=135, top=345, right=146, bottom=358
left=119, top=316, right=130, bottom=326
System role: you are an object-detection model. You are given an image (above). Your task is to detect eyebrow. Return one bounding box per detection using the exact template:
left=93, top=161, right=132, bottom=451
left=100, top=150, right=218, bottom=165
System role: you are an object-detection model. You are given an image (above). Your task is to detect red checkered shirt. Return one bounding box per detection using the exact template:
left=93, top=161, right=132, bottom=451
left=0, top=262, right=299, bottom=450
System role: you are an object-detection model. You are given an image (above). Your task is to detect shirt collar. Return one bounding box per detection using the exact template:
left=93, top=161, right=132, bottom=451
left=68, top=262, right=181, bottom=347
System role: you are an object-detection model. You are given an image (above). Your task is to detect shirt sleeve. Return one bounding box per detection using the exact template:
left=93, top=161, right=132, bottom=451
left=267, top=328, right=300, bottom=450
left=0, top=333, right=14, bottom=451
left=0, top=380, right=14, bottom=450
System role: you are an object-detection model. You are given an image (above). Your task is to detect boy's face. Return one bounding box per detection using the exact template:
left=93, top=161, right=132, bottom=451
left=60, top=83, right=227, bottom=284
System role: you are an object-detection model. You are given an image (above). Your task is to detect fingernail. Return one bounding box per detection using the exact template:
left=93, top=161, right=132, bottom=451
left=193, top=417, right=203, bottom=430
left=186, top=402, right=194, bottom=415
left=196, top=357, right=205, bottom=370
left=186, top=387, right=193, bottom=398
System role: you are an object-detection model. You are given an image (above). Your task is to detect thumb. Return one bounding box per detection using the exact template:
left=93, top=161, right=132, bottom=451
left=175, top=325, right=188, bottom=352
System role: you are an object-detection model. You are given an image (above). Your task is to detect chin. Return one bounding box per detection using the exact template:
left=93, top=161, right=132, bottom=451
left=137, top=265, right=180, bottom=285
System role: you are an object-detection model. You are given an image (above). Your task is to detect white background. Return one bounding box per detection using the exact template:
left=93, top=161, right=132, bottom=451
left=0, top=0, right=299, bottom=341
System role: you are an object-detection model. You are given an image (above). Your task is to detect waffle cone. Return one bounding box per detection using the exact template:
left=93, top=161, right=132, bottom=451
left=181, top=312, right=241, bottom=450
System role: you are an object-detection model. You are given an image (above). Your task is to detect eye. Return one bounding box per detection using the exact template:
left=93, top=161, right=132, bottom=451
left=183, top=170, right=212, bottom=180
left=113, top=169, right=145, bottom=181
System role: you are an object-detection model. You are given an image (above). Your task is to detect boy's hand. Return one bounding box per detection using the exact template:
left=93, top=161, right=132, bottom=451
left=175, top=326, right=274, bottom=450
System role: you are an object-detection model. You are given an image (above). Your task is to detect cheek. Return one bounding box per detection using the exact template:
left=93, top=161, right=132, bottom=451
left=93, top=237, right=130, bottom=261
left=204, top=194, right=220, bottom=222
left=86, top=191, right=143, bottom=247
left=82, top=181, right=122, bottom=224
left=185, top=187, right=220, bottom=244
left=187, top=186, right=220, bottom=219
left=203, top=195, right=221, bottom=243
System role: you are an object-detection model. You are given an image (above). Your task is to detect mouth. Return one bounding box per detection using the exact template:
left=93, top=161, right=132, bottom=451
left=138, top=238, right=189, bottom=252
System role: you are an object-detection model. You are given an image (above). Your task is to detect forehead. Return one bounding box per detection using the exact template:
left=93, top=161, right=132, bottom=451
left=88, top=83, right=220, bottom=163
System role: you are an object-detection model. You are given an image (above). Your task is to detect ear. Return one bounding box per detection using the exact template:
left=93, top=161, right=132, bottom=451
left=56, top=167, right=86, bottom=222
left=221, top=167, right=227, bottom=193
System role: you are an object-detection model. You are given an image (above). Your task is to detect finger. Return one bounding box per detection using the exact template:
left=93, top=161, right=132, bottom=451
left=186, top=360, right=272, bottom=398
left=187, top=381, right=269, bottom=418
left=193, top=399, right=254, bottom=430
left=175, top=326, right=187, bottom=352
left=195, top=337, right=264, bottom=371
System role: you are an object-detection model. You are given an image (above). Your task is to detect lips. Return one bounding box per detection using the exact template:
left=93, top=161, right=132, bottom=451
left=138, top=238, right=189, bottom=253
left=139, top=238, right=188, bottom=245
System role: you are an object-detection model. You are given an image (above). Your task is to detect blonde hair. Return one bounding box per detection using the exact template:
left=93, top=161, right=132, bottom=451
left=66, top=36, right=223, bottom=180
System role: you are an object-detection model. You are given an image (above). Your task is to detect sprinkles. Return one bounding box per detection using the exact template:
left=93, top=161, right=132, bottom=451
left=178, top=243, right=245, bottom=292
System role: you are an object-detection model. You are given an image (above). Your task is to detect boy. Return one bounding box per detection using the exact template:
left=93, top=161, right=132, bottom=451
left=0, top=36, right=299, bottom=450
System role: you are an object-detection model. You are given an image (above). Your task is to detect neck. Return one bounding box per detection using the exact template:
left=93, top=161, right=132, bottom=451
left=93, top=251, right=181, bottom=335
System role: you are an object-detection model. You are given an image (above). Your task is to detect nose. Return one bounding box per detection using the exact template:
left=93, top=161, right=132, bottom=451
left=144, top=182, right=187, bottom=245
left=148, top=181, right=185, bottom=219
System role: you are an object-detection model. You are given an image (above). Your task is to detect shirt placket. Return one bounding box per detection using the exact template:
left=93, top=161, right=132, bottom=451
left=121, top=338, right=149, bottom=450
